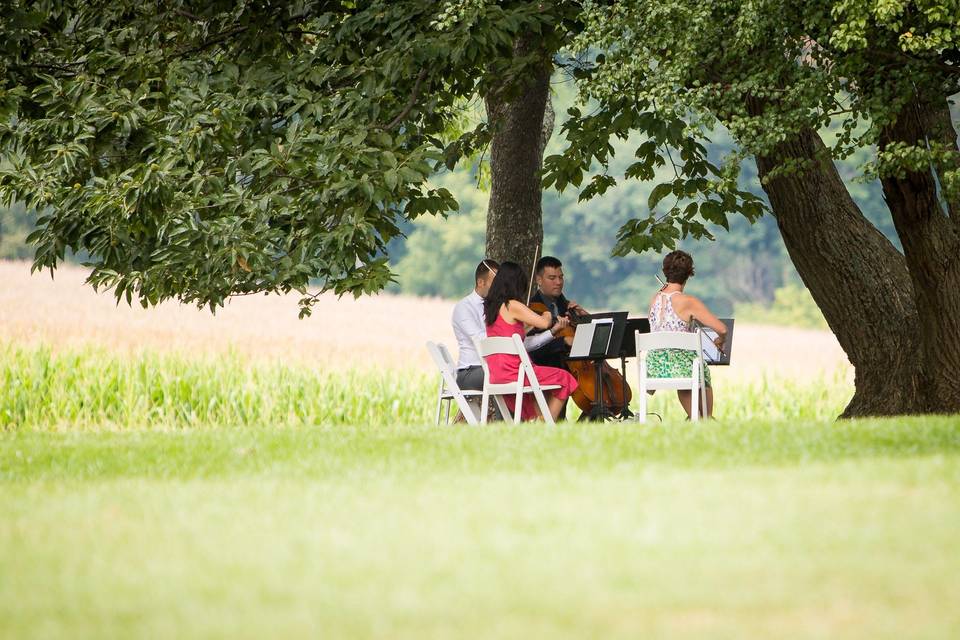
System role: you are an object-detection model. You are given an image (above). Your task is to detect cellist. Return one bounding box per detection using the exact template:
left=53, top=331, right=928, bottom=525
left=527, top=256, right=584, bottom=369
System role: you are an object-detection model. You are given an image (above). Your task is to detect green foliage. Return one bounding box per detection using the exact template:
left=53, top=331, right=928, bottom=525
left=0, top=202, right=36, bottom=260
left=0, top=343, right=434, bottom=430
left=0, top=1, right=557, bottom=314
left=392, top=84, right=903, bottom=316
left=3, top=0, right=947, bottom=321
left=736, top=284, right=829, bottom=330
left=0, top=342, right=855, bottom=429
left=542, top=95, right=768, bottom=258
left=566, top=0, right=960, bottom=199
left=391, top=171, right=488, bottom=300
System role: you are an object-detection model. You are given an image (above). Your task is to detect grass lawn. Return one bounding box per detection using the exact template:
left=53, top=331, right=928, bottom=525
left=2, top=418, right=959, bottom=639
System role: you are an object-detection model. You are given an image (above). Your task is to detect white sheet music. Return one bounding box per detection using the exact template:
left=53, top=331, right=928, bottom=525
left=570, top=318, right=614, bottom=358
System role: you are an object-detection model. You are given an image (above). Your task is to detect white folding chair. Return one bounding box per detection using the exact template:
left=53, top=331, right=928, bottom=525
left=473, top=334, right=562, bottom=425
left=635, top=330, right=708, bottom=422
left=426, top=341, right=483, bottom=425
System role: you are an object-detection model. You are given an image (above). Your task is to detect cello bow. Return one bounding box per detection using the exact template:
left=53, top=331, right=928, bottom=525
left=525, top=243, right=541, bottom=307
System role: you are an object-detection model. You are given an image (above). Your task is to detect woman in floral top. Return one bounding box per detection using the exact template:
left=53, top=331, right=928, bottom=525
left=647, top=250, right=728, bottom=418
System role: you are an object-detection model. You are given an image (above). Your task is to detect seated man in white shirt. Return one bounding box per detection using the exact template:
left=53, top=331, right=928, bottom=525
left=452, top=259, right=570, bottom=392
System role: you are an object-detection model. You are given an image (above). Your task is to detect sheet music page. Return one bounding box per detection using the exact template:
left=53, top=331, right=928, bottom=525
left=695, top=319, right=734, bottom=364
left=699, top=327, right=722, bottom=363
left=569, top=323, right=596, bottom=358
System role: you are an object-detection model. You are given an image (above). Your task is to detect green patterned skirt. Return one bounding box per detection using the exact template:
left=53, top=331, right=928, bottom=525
left=646, top=349, right=711, bottom=387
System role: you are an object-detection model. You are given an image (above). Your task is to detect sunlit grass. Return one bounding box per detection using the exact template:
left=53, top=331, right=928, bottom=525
left=2, top=420, right=959, bottom=639
left=3, top=341, right=957, bottom=639
left=0, top=342, right=852, bottom=430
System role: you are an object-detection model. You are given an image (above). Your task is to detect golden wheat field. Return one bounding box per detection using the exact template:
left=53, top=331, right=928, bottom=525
left=0, top=260, right=850, bottom=382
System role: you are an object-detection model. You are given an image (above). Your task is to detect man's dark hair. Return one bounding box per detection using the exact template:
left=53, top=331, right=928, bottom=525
left=535, top=255, right=562, bottom=275
left=475, top=258, right=499, bottom=285
left=663, top=250, right=695, bottom=284
left=483, top=261, right=526, bottom=326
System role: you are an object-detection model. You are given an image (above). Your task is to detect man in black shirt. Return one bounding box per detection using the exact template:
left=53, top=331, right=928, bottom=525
left=527, top=256, right=584, bottom=369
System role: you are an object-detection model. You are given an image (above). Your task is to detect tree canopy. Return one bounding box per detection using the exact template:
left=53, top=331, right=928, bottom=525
left=0, top=1, right=570, bottom=314
left=1, top=0, right=767, bottom=315
left=551, top=0, right=959, bottom=203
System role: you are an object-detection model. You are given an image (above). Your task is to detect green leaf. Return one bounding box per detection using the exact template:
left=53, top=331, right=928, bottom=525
left=648, top=182, right=673, bottom=210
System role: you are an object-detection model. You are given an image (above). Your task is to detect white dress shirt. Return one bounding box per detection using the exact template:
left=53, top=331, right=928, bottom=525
left=452, top=291, right=555, bottom=370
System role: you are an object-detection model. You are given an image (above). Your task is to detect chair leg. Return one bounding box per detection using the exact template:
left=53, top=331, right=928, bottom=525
left=480, top=389, right=490, bottom=425
left=530, top=389, right=553, bottom=425
left=636, top=353, right=647, bottom=423
left=435, top=378, right=444, bottom=425
left=690, top=382, right=699, bottom=422
left=699, top=360, right=708, bottom=419
left=493, top=395, right=512, bottom=423
left=700, top=381, right=708, bottom=421
left=444, top=398, right=451, bottom=424
left=460, top=397, right=480, bottom=426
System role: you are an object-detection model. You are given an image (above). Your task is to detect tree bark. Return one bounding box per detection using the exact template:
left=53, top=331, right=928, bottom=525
left=878, top=96, right=960, bottom=412
left=484, top=36, right=553, bottom=278
left=747, top=109, right=926, bottom=416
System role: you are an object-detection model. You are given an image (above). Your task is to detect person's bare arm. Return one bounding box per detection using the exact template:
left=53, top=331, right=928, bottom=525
left=506, top=300, right=553, bottom=330
left=687, top=297, right=727, bottom=337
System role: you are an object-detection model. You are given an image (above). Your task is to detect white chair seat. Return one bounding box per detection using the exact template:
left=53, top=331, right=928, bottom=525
left=439, top=389, right=484, bottom=398
left=484, top=383, right=561, bottom=394
left=643, top=377, right=701, bottom=390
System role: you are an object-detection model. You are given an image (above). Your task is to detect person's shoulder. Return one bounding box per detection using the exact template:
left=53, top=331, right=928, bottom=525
left=674, top=293, right=706, bottom=312
left=452, top=292, right=479, bottom=313
left=672, top=291, right=698, bottom=303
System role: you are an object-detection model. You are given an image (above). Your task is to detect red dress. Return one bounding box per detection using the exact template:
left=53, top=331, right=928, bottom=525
left=485, top=314, right=579, bottom=420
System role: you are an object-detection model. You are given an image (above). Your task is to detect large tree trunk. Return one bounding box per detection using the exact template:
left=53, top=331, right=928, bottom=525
left=748, top=113, right=926, bottom=416
left=484, top=36, right=553, bottom=276
left=878, top=96, right=960, bottom=412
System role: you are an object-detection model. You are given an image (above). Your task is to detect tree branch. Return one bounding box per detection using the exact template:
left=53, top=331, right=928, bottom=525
left=382, top=69, right=428, bottom=131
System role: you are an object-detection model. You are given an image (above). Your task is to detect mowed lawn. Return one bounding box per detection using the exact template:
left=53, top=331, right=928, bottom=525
left=2, top=418, right=959, bottom=640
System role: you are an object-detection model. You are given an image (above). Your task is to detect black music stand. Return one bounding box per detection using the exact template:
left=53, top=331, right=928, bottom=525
left=617, top=318, right=651, bottom=358
left=610, top=318, right=651, bottom=420
left=567, top=311, right=629, bottom=421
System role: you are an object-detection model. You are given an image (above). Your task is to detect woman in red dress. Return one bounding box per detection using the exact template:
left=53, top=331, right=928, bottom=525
left=482, top=262, right=579, bottom=422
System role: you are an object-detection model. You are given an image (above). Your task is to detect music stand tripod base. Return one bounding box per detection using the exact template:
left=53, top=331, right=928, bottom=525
left=576, top=358, right=626, bottom=423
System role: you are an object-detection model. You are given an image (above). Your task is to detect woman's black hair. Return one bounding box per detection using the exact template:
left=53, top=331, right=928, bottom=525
left=483, top=261, right=527, bottom=326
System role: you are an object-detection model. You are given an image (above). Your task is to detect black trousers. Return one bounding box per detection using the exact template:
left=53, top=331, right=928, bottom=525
left=455, top=366, right=484, bottom=391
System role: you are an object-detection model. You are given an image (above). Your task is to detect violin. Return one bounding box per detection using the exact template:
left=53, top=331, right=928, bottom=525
left=529, top=302, right=633, bottom=415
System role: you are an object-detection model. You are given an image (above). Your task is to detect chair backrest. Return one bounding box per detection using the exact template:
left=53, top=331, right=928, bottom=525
left=635, top=330, right=701, bottom=353
left=426, top=341, right=459, bottom=389
left=475, top=335, right=522, bottom=358
left=472, top=335, right=526, bottom=387
left=436, top=343, right=459, bottom=374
